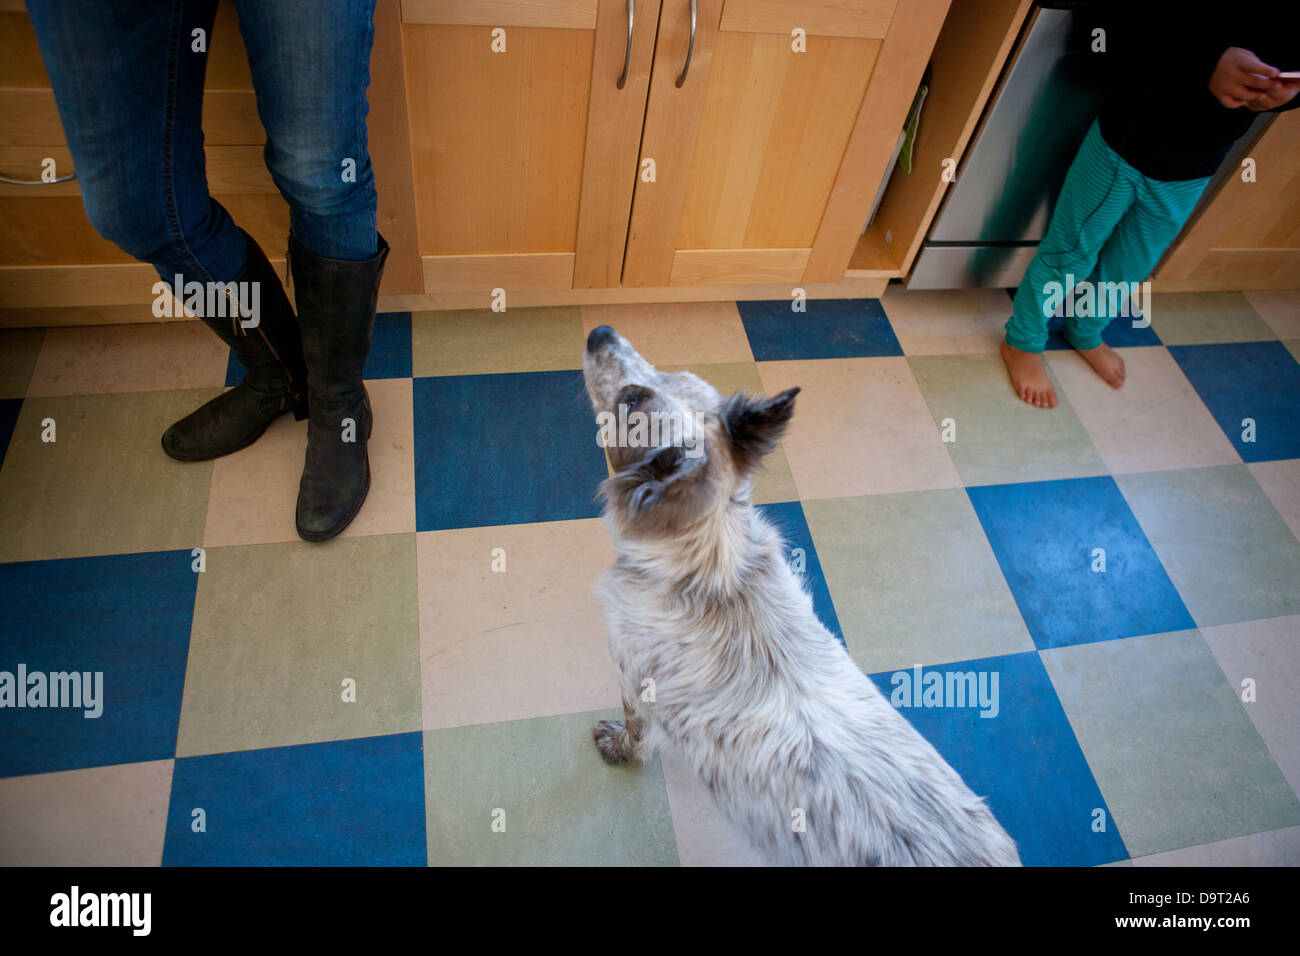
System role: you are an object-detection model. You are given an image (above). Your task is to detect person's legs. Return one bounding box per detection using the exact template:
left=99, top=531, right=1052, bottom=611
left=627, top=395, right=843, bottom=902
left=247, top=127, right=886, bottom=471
left=26, top=0, right=309, bottom=460
left=26, top=0, right=244, bottom=280
left=232, top=0, right=386, bottom=541
left=231, top=0, right=379, bottom=260
left=1069, top=172, right=1211, bottom=350
left=1002, top=119, right=1140, bottom=406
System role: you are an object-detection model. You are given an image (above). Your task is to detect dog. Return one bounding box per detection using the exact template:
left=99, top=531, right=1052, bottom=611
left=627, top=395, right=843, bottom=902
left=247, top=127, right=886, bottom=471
left=582, top=325, right=1021, bottom=866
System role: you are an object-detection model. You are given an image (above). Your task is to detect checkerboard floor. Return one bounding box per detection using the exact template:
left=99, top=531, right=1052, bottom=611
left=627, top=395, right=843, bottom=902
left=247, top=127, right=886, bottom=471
left=2, top=286, right=1298, bottom=866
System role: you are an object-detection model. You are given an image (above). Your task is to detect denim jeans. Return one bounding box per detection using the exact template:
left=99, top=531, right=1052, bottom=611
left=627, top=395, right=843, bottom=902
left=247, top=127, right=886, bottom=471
left=26, top=0, right=379, bottom=287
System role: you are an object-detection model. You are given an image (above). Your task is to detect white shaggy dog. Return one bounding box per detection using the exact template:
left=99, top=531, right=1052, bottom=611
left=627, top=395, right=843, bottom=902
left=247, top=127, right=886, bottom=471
left=582, top=325, right=1021, bottom=867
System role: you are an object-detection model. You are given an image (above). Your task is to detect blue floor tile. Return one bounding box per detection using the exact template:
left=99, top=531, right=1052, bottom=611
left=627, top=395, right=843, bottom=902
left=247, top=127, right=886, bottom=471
left=756, top=501, right=844, bottom=647
left=1168, top=341, right=1300, bottom=462
left=967, top=477, right=1194, bottom=650
left=413, top=370, right=608, bottom=531
left=163, top=732, right=427, bottom=866
left=0, top=398, right=21, bottom=470
left=225, top=310, right=412, bottom=386
left=737, top=298, right=902, bottom=361
left=0, top=550, right=196, bottom=777
left=870, top=651, right=1129, bottom=866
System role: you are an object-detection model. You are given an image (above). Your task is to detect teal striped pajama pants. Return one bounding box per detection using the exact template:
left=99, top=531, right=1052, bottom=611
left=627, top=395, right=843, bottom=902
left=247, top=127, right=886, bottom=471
left=1005, top=119, right=1211, bottom=353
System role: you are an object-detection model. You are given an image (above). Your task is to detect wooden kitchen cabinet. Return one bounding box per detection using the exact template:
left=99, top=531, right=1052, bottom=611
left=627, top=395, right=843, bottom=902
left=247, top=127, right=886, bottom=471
left=0, top=0, right=959, bottom=321
left=1153, top=110, right=1300, bottom=292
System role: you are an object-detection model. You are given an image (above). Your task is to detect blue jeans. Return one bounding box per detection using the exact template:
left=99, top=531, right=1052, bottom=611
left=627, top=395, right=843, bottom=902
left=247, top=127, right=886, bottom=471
left=26, top=0, right=379, bottom=287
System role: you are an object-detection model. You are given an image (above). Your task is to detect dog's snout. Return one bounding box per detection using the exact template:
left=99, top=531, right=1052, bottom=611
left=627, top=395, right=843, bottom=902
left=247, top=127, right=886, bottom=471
left=587, top=325, right=618, bottom=353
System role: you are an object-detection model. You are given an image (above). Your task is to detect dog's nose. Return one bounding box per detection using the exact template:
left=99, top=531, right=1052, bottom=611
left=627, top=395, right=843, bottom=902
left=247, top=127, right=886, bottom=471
left=587, top=325, right=618, bottom=353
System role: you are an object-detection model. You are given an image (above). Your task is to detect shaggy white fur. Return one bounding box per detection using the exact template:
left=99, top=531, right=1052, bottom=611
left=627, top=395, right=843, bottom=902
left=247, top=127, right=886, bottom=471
left=583, top=325, right=1021, bottom=867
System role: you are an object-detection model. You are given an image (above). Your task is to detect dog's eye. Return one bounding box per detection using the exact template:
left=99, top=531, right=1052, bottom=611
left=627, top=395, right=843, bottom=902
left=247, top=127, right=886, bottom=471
left=620, top=388, right=644, bottom=410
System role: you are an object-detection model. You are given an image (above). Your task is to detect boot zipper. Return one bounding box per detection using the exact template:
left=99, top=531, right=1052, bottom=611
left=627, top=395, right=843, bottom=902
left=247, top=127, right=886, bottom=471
left=225, top=285, right=244, bottom=338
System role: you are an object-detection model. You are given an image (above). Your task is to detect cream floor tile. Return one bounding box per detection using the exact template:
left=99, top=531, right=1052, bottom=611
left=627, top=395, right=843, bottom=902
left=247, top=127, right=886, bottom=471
left=27, top=322, right=230, bottom=397
left=757, top=357, right=961, bottom=500
left=1201, top=615, right=1300, bottom=799
left=879, top=287, right=1012, bottom=355
left=417, top=518, right=621, bottom=731
left=0, top=760, right=173, bottom=866
left=659, top=746, right=767, bottom=866
left=1243, top=289, right=1300, bottom=340
left=1131, top=825, right=1300, bottom=866
left=580, top=301, right=753, bottom=366
left=1248, top=459, right=1300, bottom=542
left=1047, top=346, right=1240, bottom=474
left=203, top=377, right=415, bottom=546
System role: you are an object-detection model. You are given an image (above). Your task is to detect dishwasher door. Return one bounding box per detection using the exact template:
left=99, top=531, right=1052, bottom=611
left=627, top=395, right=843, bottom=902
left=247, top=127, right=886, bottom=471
left=908, top=4, right=1105, bottom=289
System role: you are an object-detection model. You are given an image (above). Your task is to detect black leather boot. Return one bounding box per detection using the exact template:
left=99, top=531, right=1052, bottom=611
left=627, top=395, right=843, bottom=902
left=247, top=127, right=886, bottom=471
left=289, top=232, right=389, bottom=542
left=161, top=232, right=308, bottom=460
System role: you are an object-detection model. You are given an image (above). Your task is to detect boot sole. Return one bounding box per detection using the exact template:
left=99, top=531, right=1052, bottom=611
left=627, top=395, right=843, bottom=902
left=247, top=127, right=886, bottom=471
left=295, top=457, right=371, bottom=543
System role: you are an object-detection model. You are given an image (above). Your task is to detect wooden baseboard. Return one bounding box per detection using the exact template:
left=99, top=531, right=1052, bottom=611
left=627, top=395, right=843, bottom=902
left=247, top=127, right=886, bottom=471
left=0, top=275, right=889, bottom=327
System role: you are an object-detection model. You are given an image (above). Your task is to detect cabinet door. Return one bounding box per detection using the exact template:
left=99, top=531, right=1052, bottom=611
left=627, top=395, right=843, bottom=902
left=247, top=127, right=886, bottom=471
left=403, top=0, right=659, bottom=294
left=1154, top=111, right=1300, bottom=291
left=622, top=0, right=949, bottom=288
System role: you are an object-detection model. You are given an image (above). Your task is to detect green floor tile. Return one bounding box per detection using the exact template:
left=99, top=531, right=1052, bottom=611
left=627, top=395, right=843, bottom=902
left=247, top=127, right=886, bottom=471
left=412, top=306, right=585, bottom=377
left=0, top=390, right=215, bottom=562
left=803, top=489, right=1034, bottom=672
left=1147, top=292, right=1277, bottom=346
left=908, top=353, right=1106, bottom=486
left=662, top=362, right=798, bottom=505
left=0, top=328, right=45, bottom=399
left=1042, top=629, right=1300, bottom=858
left=176, top=533, right=421, bottom=757
left=1116, top=464, right=1300, bottom=627
left=423, top=709, right=679, bottom=866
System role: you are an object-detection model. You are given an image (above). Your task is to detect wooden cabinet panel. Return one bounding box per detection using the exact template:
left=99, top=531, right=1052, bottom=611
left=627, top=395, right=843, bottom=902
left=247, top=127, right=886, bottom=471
left=402, top=0, right=658, bottom=292
left=1155, top=111, right=1300, bottom=291
left=624, top=0, right=948, bottom=288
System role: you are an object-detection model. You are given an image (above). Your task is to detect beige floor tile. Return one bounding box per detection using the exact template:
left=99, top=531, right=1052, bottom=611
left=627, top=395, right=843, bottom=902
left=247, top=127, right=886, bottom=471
left=203, top=377, right=414, bottom=547
left=27, top=322, right=229, bottom=397
left=879, top=286, right=1012, bottom=355
left=411, top=306, right=585, bottom=377
left=1243, top=289, right=1300, bottom=340
left=417, top=518, right=621, bottom=731
left=757, top=357, right=961, bottom=500
left=0, top=760, right=173, bottom=866
left=579, top=301, right=753, bottom=366
left=1047, top=346, right=1240, bottom=474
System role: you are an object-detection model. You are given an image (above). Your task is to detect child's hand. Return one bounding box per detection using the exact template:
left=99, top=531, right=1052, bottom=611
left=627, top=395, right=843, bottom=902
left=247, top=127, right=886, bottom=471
left=1208, top=47, right=1281, bottom=107
left=1247, top=78, right=1300, bottom=111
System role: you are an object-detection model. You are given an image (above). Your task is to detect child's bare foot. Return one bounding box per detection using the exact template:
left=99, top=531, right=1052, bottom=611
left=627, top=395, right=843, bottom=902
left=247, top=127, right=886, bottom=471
left=1076, top=342, right=1126, bottom=388
left=1001, top=341, right=1058, bottom=408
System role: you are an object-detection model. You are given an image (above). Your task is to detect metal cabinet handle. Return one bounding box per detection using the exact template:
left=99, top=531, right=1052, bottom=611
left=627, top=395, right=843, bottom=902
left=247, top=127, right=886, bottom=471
left=617, top=0, right=634, bottom=89
left=675, top=0, right=697, bottom=88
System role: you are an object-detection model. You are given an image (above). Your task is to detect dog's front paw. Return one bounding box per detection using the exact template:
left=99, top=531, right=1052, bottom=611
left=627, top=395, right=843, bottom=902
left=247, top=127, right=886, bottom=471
left=593, top=719, right=631, bottom=765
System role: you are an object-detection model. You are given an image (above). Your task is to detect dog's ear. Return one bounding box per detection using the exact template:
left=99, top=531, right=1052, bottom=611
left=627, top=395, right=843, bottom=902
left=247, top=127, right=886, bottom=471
left=604, top=442, right=709, bottom=523
left=623, top=443, right=707, bottom=512
left=721, top=387, right=800, bottom=472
